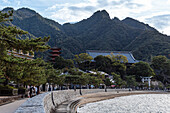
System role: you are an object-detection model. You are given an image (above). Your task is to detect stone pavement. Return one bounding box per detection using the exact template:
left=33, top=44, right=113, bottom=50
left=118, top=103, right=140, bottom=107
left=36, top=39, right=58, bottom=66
left=0, top=98, right=27, bottom=113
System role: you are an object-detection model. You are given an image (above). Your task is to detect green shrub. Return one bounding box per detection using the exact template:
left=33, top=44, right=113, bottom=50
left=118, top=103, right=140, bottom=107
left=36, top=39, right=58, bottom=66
left=0, top=85, right=16, bottom=90
left=18, top=87, right=27, bottom=94
left=18, top=87, right=26, bottom=90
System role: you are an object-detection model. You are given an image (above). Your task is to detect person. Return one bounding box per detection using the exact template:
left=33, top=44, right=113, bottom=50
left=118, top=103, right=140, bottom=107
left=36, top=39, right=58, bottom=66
left=29, top=85, right=33, bottom=98
left=32, top=86, right=36, bottom=96
left=34, top=86, right=38, bottom=95
left=27, top=86, right=30, bottom=98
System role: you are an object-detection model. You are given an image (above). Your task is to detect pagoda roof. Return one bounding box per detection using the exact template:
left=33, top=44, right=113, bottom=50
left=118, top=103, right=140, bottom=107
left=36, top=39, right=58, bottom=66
left=50, top=47, right=61, bottom=50
left=49, top=51, right=61, bottom=54
left=86, top=50, right=139, bottom=63
left=50, top=50, right=61, bottom=52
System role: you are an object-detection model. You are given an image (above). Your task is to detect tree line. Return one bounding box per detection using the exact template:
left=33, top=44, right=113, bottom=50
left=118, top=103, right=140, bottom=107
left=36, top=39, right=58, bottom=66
left=52, top=52, right=170, bottom=90
left=0, top=10, right=169, bottom=94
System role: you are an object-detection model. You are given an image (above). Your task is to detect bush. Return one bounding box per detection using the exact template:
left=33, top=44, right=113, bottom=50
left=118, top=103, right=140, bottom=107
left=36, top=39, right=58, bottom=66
left=0, top=85, right=17, bottom=90
left=0, top=85, right=18, bottom=96
left=18, top=87, right=27, bottom=95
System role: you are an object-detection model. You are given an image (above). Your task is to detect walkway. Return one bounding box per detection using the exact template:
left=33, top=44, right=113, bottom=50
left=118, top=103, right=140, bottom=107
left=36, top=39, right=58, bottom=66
left=0, top=98, right=28, bottom=113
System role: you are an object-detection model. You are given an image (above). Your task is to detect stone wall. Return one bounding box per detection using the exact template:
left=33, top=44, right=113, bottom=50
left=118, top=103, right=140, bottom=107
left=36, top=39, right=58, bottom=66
left=15, top=89, right=128, bottom=113
left=15, top=92, right=49, bottom=113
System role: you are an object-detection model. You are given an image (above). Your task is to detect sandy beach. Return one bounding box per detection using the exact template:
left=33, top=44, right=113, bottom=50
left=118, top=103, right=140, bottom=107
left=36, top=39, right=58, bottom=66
left=77, top=91, right=169, bottom=113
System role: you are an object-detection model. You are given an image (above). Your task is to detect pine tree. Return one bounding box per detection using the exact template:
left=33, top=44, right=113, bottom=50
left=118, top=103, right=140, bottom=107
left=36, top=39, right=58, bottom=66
left=0, top=10, right=50, bottom=86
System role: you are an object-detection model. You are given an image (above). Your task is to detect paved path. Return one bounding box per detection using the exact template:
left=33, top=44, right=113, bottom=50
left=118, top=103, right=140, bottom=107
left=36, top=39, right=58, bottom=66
left=0, top=98, right=28, bottom=113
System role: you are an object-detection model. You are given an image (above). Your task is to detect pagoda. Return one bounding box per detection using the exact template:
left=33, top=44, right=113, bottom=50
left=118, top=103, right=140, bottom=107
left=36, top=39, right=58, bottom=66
left=49, top=47, right=61, bottom=62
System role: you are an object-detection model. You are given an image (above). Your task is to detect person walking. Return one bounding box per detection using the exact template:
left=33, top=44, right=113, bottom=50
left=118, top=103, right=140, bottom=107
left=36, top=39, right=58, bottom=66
left=29, top=86, right=33, bottom=98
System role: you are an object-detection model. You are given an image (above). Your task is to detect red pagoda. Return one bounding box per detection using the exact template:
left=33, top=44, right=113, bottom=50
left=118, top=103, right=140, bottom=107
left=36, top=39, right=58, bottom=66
left=49, top=47, right=61, bottom=62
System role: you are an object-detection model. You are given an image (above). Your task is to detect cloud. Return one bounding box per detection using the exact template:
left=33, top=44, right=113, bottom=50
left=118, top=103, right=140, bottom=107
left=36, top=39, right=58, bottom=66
left=2, top=0, right=10, bottom=4
left=68, top=6, right=96, bottom=12
left=45, top=0, right=99, bottom=24
left=145, top=14, right=170, bottom=35
left=125, top=3, right=143, bottom=9
left=97, top=0, right=109, bottom=7
left=13, top=0, right=21, bottom=6
left=45, top=0, right=146, bottom=24
left=111, top=0, right=130, bottom=6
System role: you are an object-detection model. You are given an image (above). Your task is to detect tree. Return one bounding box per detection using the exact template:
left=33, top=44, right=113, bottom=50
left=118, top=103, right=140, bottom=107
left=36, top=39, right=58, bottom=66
left=0, top=10, right=50, bottom=86
left=64, top=74, right=88, bottom=94
left=112, top=62, right=126, bottom=78
left=94, top=55, right=127, bottom=76
left=87, top=75, right=103, bottom=88
left=18, top=59, right=48, bottom=86
left=104, top=77, right=112, bottom=92
left=65, top=59, right=74, bottom=68
left=125, top=75, right=137, bottom=89
left=46, top=68, right=64, bottom=90
left=74, top=53, right=93, bottom=70
left=129, top=61, right=155, bottom=82
left=74, top=53, right=93, bottom=64
left=105, top=78, right=112, bottom=86
left=112, top=72, right=126, bottom=87
left=65, top=75, right=77, bottom=89
left=75, top=75, right=88, bottom=95
left=67, top=68, right=83, bottom=75
left=0, top=10, right=50, bottom=59
left=108, top=54, right=128, bottom=63
left=94, top=55, right=112, bottom=74
left=151, top=56, right=170, bottom=85
left=53, top=56, right=74, bottom=69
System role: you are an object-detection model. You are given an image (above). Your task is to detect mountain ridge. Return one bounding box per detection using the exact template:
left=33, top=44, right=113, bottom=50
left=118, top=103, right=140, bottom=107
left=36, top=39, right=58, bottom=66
left=2, top=7, right=170, bottom=61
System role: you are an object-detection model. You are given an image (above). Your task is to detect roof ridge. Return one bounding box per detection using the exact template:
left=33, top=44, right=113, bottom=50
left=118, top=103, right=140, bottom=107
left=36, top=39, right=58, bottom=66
left=129, top=52, right=136, bottom=61
left=86, top=50, right=131, bottom=53
left=86, top=50, right=139, bottom=63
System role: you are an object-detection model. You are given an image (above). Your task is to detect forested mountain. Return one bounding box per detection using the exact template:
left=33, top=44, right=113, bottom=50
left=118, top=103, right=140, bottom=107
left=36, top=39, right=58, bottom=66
left=2, top=7, right=170, bottom=61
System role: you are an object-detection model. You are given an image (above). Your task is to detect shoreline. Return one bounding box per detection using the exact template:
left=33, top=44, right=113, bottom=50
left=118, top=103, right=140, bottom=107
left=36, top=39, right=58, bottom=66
left=77, top=91, right=169, bottom=108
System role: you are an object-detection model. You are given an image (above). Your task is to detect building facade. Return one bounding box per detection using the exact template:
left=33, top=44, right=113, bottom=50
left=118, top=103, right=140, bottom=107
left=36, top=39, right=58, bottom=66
left=7, top=50, right=34, bottom=60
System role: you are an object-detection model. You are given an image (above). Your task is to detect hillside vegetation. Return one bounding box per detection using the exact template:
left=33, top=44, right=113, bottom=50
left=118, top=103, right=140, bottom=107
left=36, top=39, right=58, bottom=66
left=2, top=7, right=170, bottom=61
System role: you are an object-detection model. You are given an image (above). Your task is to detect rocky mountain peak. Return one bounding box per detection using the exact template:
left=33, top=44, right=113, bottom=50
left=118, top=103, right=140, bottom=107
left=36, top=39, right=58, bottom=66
left=90, top=10, right=110, bottom=20
left=113, top=17, right=121, bottom=22
left=122, top=17, right=156, bottom=31
left=16, top=7, right=38, bottom=19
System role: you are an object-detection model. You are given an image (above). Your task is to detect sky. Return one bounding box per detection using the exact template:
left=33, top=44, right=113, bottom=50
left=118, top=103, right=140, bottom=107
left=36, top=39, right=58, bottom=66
left=1, top=0, right=170, bottom=35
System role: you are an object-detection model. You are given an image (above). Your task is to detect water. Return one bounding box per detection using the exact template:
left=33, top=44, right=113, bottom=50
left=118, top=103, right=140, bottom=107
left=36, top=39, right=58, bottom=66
left=77, top=94, right=170, bottom=113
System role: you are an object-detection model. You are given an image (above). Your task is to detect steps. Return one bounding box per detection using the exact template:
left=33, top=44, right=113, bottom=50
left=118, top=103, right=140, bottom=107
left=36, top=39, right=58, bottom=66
left=55, top=98, right=83, bottom=113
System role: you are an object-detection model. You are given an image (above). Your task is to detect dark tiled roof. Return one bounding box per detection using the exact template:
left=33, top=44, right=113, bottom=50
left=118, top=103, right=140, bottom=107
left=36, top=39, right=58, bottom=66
left=86, top=50, right=139, bottom=63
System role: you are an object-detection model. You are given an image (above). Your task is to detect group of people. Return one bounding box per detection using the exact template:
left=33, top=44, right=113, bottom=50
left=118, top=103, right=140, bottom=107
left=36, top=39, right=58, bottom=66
left=28, top=86, right=38, bottom=98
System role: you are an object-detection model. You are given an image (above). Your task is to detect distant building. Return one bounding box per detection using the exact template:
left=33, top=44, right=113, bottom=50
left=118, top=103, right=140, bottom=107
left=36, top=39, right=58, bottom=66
left=86, top=50, right=139, bottom=64
left=49, top=47, right=61, bottom=62
left=7, top=50, right=34, bottom=60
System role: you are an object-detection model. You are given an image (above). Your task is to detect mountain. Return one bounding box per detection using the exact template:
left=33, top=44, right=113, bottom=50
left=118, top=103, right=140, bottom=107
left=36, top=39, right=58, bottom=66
left=2, top=7, right=170, bottom=61
left=122, top=17, right=156, bottom=31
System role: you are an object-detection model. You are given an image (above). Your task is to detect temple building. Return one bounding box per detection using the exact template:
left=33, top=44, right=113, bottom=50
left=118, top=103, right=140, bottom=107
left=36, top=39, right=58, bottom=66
left=86, top=50, right=139, bottom=64
left=7, top=50, right=34, bottom=60
left=49, top=47, right=61, bottom=62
